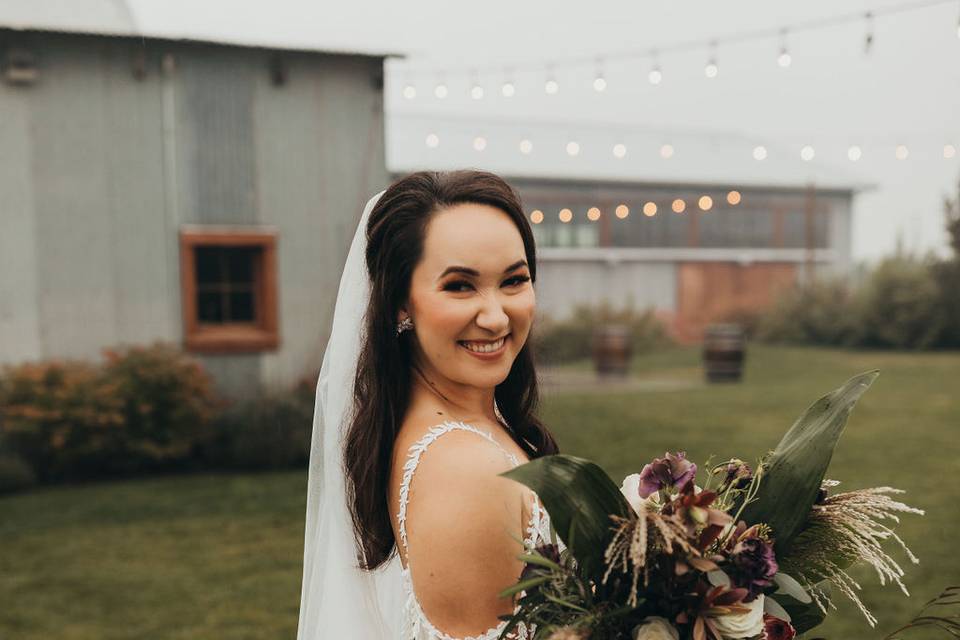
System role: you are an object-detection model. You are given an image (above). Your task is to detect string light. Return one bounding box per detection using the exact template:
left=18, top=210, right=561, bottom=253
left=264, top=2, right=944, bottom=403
left=896, top=144, right=909, bottom=160
left=648, top=50, right=663, bottom=85
left=848, top=145, right=862, bottom=161
left=727, top=191, right=742, bottom=205
left=617, top=204, right=631, bottom=218
left=566, top=141, right=581, bottom=156
left=559, top=208, right=573, bottom=223
left=587, top=206, right=602, bottom=221
left=613, top=143, right=627, bottom=158
left=672, top=199, right=686, bottom=213
left=753, top=146, right=768, bottom=160
left=593, top=58, right=607, bottom=92
left=434, top=79, right=448, bottom=99
left=800, top=145, right=816, bottom=161
left=473, top=136, right=487, bottom=151
left=530, top=210, right=544, bottom=224
left=643, top=202, right=657, bottom=217
left=698, top=196, right=714, bottom=211
left=660, top=144, right=675, bottom=159
left=945, top=144, right=957, bottom=159
left=777, top=29, right=792, bottom=68
left=425, top=133, right=439, bottom=148
left=402, top=83, right=417, bottom=100
left=519, top=139, right=533, bottom=154
left=501, top=69, right=516, bottom=97
left=704, top=41, right=719, bottom=79
left=470, top=71, right=484, bottom=100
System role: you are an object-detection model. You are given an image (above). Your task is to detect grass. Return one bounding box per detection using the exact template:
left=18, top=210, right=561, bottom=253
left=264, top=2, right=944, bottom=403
left=1, top=344, right=958, bottom=639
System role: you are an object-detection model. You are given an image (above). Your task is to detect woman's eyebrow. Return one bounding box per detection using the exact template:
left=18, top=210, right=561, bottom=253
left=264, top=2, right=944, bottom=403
left=438, top=259, right=528, bottom=280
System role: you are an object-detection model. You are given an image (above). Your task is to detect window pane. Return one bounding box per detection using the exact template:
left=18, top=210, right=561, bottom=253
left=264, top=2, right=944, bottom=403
left=227, top=247, right=256, bottom=284
left=197, top=291, right=224, bottom=322
left=196, top=247, right=223, bottom=285
left=228, top=291, right=255, bottom=322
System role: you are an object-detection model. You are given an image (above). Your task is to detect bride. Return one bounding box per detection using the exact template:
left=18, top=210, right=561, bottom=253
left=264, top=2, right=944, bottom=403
left=297, top=170, right=561, bottom=639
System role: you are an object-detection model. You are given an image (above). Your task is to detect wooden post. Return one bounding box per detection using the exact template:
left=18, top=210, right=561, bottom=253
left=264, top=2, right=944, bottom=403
left=804, top=183, right=816, bottom=283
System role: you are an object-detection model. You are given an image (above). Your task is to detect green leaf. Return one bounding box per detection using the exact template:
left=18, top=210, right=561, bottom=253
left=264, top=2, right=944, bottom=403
left=740, top=371, right=879, bottom=554
left=500, top=454, right=633, bottom=579
left=779, top=581, right=831, bottom=634
left=774, top=572, right=812, bottom=604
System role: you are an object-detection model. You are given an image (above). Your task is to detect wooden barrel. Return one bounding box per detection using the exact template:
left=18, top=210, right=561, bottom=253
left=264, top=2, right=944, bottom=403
left=702, top=324, right=745, bottom=383
left=592, top=324, right=632, bottom=377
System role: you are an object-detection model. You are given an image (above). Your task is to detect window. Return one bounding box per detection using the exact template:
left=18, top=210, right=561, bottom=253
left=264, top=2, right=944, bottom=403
left=179, top=228, right=279, bottom=353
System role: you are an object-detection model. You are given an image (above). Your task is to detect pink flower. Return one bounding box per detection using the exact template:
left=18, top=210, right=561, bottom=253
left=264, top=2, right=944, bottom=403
left=762, top=614, right=796, bottom=640
left=638, top=451, right=697, bottom=498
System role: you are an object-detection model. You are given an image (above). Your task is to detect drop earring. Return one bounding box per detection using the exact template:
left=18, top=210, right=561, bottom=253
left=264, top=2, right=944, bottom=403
left=396, top=316, right=414, bottom=336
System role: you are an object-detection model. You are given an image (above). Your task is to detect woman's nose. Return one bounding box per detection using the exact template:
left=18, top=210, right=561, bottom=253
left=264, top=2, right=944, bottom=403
left=475, top=293, right=510, bottom=333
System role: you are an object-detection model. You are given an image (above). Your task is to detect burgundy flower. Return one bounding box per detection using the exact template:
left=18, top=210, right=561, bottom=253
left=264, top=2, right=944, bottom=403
left=728, top=530, right=778, bottom=602
left=762, top=614, right=796, bottom=640
left=722, top=459, right=753, bottom=490
left=638, top=451, right=698, bottom=498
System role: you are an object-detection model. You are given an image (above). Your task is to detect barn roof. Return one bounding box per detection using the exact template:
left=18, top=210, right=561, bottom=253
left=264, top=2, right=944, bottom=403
left=0, top=0, right=405, bottom=58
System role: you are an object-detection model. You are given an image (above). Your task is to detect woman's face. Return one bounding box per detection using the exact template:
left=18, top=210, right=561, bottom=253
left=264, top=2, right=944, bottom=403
left=402, top=202, right=535, bottom=391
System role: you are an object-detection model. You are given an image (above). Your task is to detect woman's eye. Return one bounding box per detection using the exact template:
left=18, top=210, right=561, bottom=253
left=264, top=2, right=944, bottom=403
left=444, top=281, right=473, bottom=292
left=505, top=275, right=531, bottom=287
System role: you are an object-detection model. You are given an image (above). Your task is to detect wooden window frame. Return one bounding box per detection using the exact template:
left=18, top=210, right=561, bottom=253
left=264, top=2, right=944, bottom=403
left=179, top=227, right=280, bottom=353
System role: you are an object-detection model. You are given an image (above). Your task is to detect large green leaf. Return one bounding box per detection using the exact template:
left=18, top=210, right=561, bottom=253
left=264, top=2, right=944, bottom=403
left=740, top=371, right=879, bottom=554
left=500, top=454, right=633, bottom=579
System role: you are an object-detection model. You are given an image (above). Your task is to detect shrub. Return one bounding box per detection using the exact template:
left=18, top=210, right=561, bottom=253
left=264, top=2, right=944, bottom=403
left=0, top=447, right=37, bottom=494
left=533, top=303, right=669, bottom=365
left=197, top=378, right=314, bottom=470
left=755, top=278, right=861, bottom=347
left=858, top=256, right=944, bottom=349
left=0, top=343, right=220, bottom=482
left=99, top=343, right=221, bottom=474
left=0, top=360, right=124, bottom=482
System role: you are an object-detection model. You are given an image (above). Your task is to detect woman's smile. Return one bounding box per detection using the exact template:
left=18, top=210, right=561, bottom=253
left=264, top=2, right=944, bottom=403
left=457, top=334, right=509, bottom=358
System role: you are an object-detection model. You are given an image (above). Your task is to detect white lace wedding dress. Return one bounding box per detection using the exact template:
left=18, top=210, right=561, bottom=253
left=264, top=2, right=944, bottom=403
left=396, top=420, right=563, bottom=640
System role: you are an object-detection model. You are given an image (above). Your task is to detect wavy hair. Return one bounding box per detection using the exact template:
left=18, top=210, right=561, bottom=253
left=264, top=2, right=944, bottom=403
left=343, top=170, right=560, bottom=571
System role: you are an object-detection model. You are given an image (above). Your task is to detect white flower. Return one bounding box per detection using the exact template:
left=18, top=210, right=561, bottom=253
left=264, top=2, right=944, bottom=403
left=711, top=594, right=765, bottom=639
left=632, top=616, right=679, bottom=640
left=619, top=474, right=662, bottom=514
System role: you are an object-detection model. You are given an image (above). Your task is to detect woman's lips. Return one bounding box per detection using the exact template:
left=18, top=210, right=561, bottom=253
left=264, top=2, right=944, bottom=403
left=458, top=334, right=509, bottom=359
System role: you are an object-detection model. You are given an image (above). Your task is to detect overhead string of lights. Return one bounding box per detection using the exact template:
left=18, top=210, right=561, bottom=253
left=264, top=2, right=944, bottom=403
left=396, top=0, right=960, bottom=100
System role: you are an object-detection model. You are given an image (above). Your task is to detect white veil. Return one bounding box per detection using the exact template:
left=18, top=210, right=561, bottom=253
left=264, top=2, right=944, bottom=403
left=297, top=190, right=404, bottom=639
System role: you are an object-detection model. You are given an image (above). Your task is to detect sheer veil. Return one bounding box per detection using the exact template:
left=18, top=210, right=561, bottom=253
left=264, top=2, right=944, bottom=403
left=297, top=190, right=403, bottom=639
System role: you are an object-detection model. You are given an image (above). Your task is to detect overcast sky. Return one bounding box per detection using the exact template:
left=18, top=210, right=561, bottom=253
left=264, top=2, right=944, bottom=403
left=130, top=0, right=960, bottom=261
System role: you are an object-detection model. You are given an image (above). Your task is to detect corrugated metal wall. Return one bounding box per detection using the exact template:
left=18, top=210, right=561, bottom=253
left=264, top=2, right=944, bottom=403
left=0, top=31, right=389, bottom=396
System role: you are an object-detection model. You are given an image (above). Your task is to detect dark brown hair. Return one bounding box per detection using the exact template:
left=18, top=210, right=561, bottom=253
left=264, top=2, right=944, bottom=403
left=343, top=170, right=560, bottom=571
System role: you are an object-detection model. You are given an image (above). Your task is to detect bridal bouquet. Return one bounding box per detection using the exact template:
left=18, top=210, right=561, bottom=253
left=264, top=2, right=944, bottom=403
left=496, top=372, right=947, bottom=640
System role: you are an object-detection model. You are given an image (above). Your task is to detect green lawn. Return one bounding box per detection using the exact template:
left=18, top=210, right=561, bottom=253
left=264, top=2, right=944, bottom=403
left=1, top=345, right=957, bottom=639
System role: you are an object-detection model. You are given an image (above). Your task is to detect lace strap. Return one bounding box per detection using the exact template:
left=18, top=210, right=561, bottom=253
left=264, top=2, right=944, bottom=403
left=397, top=420, right=519, bottom=555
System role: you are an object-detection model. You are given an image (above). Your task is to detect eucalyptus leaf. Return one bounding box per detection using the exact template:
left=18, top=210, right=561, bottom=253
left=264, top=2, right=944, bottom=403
left=500, top=454, right=633, bottom=579
left=774, top=572, right=812, bottom=604
left=764, top=595, right=792, bottom=622
left=740, top=371, right=879, bottom=554
left=708, top=570, right=731, bottom=587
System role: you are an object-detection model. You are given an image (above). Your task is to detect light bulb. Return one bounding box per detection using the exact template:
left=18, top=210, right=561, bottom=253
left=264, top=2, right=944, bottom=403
left=425, top=133, right=439, bottom=148
left=660, top=144, right=674, bottom=159
left=800, top=145, right=815, bottom=161
left=704, top=60, right=719, bottom=78
left=848, top=145, right=862, bottom=162
left=519, top=139, right=533, bottom=155
left=470, top=84, right=484, bottom=100
left=501, top=81, right=515, bottom=97
left=613, top=143, right=627, bottom=158
left=648, top=66, right=662, bottom=85
left=473, top=136, right=487, bottom=151
left=566, top=141, right=580, bottom=157
left=778, top=49, right=792, bottom=68
left=434, top=83, right=448, bottom=99
left=402, top=84, right=416, bottom=100
left=545, top=78, right=559, bottom=94
left=945, top=144, right=957, bottom=159
left=593, top=75, right=607, bottom=92
left=896, top=145, right=909, bottom=160
left=753, top=146, right=768, bottom=161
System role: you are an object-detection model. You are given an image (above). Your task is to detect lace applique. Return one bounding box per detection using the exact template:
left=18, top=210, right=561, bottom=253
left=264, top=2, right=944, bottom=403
left=397, top=420, right=556, bottom=640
